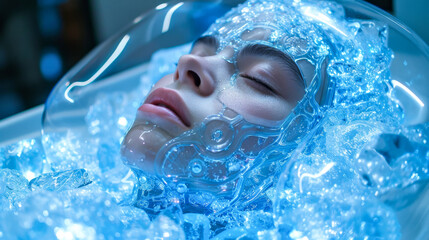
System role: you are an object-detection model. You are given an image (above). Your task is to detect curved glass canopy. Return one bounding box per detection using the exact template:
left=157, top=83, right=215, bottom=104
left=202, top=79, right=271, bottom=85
left=42, top=0, right=429, bottom=146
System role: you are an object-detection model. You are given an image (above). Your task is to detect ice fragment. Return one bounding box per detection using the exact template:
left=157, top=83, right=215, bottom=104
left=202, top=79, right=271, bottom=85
left=29, top=169, right=92, bottom=192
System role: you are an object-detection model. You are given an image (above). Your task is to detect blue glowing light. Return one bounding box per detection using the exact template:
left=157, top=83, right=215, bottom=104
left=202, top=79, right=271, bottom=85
left=40, top=49, right=63, bottom=81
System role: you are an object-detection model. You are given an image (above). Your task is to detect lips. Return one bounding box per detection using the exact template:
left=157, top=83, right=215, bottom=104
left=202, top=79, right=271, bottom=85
left=137, top=88, right=191, bottom=129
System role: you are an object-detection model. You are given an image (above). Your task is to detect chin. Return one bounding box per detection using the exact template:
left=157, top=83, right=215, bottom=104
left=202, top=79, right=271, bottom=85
left=120, top=123, right=172, bottom=174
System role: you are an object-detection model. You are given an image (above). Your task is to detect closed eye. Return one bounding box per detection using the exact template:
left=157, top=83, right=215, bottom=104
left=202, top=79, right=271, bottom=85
left=239, top=73, right=276, bottom=94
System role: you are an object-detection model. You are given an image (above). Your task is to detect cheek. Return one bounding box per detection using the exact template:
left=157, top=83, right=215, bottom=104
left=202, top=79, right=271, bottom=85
left=219, top=89, right=293, bottom=126
left=185, top=95, right=224, bottom=124
left=153, top=74, right=174, bottom=88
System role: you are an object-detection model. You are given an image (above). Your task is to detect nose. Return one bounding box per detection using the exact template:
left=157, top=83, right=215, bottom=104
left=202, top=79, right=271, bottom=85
left=175, top=54, right=216, bottom=96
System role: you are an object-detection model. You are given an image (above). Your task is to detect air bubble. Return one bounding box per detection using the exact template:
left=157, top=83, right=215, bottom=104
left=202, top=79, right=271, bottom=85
left=189, top=159, right=205, bottom=177
left=192, top=164, right=202, bottom=174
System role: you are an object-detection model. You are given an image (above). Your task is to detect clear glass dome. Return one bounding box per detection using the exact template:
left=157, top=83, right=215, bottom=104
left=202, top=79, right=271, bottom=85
left=41, top=0, right=428, bottom=238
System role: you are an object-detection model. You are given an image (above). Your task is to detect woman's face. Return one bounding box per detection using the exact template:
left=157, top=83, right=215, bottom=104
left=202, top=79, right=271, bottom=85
left=121, top=33, right=305, bottom=173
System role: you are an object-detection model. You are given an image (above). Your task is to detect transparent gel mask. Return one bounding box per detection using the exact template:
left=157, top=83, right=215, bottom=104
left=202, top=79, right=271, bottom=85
left=129, top=0, right=339, bottom=213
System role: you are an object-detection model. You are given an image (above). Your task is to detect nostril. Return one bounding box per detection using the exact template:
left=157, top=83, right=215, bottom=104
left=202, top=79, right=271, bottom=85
left=187, top=70, right=201, bottom=87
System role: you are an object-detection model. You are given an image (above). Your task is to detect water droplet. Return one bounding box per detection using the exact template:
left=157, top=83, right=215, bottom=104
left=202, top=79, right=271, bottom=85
left=177, top=183, right=187, bottom=193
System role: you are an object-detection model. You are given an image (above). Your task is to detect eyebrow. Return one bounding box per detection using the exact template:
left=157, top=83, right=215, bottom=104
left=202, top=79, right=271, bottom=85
left=191, top=35, right=219, bottom=51
left=238, top=44, right=305, bottom=87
